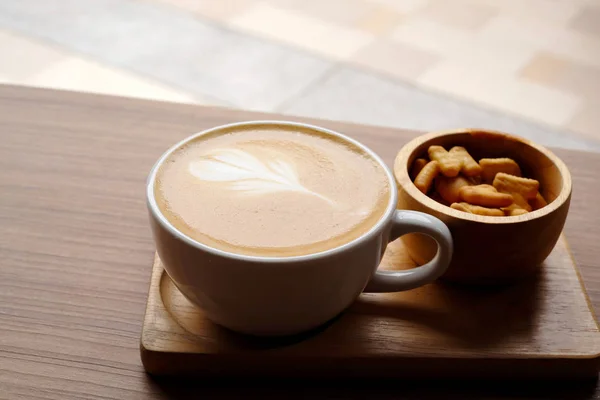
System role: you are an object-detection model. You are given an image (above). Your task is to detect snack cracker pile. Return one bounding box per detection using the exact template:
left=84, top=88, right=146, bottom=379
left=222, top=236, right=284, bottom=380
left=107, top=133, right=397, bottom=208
left=411, top=145, right=547, bottom=217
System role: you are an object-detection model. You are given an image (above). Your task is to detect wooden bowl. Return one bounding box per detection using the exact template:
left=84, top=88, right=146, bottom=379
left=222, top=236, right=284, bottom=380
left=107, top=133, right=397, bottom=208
left=394, top=128, right=572, bottom=285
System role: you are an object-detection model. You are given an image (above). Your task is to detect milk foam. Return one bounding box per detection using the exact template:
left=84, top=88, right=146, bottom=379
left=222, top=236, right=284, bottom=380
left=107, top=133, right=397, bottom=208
left=155, top=125, right=390, bottom=257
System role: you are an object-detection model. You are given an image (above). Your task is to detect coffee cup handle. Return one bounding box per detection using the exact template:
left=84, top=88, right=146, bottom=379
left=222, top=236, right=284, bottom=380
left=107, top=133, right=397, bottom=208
left=364, top=210, right=453, bottom=292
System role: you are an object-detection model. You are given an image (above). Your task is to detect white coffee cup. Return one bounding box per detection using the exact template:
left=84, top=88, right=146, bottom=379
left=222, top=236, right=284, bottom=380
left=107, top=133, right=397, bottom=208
left=146, top=121, right=453, bottom=336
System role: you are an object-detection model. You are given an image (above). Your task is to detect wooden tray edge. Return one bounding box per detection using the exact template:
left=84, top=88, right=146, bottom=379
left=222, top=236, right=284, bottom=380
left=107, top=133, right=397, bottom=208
left=140, top=344, right=600, bottom=379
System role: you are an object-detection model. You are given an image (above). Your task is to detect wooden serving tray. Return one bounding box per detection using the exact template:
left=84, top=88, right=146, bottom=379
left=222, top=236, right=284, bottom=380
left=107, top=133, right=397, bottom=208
left=140, top=236, right=600, bottom=378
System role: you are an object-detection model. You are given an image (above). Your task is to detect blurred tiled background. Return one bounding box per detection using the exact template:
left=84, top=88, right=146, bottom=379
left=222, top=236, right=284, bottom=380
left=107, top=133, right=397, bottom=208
left=1, top=0, right=599, bottom=151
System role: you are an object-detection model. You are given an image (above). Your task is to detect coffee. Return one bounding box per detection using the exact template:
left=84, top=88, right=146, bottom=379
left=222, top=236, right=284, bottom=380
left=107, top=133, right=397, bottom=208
left=154, top=124, right=390, bottom=257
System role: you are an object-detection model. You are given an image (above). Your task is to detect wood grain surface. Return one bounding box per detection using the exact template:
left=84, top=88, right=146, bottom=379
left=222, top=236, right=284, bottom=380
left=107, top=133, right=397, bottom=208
left=141, top=236, right=599, bottom=378
left=1, top=84, right=600, bottom=399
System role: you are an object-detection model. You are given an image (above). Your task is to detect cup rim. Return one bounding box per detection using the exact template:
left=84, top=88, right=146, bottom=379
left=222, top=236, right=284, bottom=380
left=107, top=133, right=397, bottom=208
left=394, top=128, right=572, bottom=224
left=146, top=120, right=398, bottom=263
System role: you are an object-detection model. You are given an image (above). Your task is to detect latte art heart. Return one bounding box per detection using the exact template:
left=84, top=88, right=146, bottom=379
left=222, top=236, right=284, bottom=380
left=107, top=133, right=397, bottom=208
left=154, top=125, right=390, bottom=257
left=188, top=148, right=335, bottom=205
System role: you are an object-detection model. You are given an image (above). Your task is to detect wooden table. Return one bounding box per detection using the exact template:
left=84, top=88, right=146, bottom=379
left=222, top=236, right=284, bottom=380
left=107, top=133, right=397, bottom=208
left=1, top=85, right=599, bottom=399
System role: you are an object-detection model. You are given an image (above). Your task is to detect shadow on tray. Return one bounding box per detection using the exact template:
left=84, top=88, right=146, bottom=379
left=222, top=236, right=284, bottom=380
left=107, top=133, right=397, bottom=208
left=350, top=271, right=543, bottom=348
left=166, top=267, right=543, bottom=351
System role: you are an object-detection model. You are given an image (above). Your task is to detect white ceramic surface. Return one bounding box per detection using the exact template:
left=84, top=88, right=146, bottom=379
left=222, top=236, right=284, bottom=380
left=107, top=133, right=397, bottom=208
left=146, top=121, right=453, bottom=336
